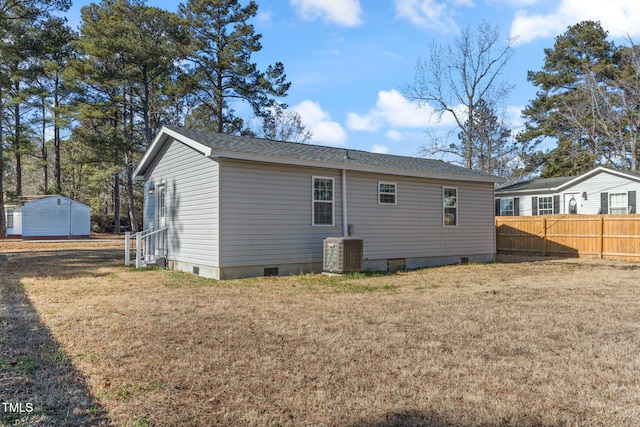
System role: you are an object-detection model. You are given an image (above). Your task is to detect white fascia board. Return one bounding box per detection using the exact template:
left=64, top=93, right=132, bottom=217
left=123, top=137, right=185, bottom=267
left=496, top=187, right=561, bottom=195
left=208, top=150, right=504, bottom=184
left=134, top=127, right=213, bottom=180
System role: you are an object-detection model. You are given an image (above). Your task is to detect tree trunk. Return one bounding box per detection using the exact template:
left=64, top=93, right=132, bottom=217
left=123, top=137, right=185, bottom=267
left=41, top=100, right=48, bottom=192
left=125, top=151, right=139, bottom=232
left=113, top=149, right=121, bottom=234
left=54, top=75, right=61, bottom=193
left=14, top=81, right=22, bottom=196
left=0, top=86, right=6, bottom=237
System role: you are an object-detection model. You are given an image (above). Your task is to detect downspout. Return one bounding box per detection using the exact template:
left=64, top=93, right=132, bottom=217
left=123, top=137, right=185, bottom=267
left=342, top=169, right=348, bottom=237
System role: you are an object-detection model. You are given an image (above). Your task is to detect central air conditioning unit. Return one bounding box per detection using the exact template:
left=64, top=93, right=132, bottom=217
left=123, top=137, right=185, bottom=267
left=323, top=237, right=364, bottom=274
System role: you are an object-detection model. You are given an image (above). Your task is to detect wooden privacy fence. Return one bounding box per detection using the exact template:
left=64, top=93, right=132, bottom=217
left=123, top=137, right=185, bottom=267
left=496, top=214, right=640, bottom=261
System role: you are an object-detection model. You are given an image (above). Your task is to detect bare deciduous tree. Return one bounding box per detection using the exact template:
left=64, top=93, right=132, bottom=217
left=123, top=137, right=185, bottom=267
left=403, top=21, right=515, bottom=170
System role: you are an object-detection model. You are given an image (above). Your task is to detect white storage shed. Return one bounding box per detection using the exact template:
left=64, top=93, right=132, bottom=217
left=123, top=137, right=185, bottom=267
left=4, top=196, right=90, bottom=239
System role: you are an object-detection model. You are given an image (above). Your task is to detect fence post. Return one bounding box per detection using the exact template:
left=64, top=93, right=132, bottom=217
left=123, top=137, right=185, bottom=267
left=136, top=232, right=142, bottom=268
left=542, top=217, right=547, bottom=257
left=598, top=216, right=604, bottom=259
left=125, top=232, right=131, bottom=266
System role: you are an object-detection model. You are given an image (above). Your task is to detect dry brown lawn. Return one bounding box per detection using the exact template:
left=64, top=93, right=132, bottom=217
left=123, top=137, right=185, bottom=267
left=1, top=240, right=640, bottom=426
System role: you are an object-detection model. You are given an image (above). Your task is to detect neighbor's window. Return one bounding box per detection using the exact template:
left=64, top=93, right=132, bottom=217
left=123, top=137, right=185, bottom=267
left=6, top=209, right=13, bottom=229
left=313, top=177, right=334, bottom=226
left=609, top=193, right=628, bottom=214
left=538, top=196, right=553, bottom=215
left=500, top=198, right=514, bottom=216
left=443, top=187, right=457, bottom=226
left=378, top=182, right=397, bottom=205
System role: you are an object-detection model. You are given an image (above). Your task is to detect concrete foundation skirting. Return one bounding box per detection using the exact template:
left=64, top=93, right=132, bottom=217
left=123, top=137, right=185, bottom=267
left=167, top=253, right=496, bottom=280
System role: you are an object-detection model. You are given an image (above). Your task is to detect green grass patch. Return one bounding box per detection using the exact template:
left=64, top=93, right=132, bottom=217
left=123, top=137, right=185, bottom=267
left=163, top=270, right=218, bottom=288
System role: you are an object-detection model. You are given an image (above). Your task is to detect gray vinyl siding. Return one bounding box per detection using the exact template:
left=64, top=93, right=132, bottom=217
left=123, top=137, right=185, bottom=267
left=145, top=138, right=219, bottom=267
left=219, top=159, right=342, bottom=267
left=347, top=172, right=496, bottom=259
left=218, top=162, right=495, bottom=267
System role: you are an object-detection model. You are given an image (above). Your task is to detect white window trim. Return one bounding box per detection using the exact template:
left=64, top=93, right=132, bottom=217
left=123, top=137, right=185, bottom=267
left=538, top=195, right=554, bottom=216
left=6, top=209, right=14, bottom=229
left=312, top=176, right=335, bottom=227
left=157, top=184, right=167, bottom=219
left=609, top=192, right=628, bottom=214
left=378, top=181, right=397, bottom=206
left=443, top=186, right=458, bottom=227
left=500, top=197, right=515, bottom=216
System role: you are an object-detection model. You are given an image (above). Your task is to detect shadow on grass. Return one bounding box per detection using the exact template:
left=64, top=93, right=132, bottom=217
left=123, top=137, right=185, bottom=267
left=0, top=249, right=116, bottom=425
left=354, top=409, right=551, bottom=427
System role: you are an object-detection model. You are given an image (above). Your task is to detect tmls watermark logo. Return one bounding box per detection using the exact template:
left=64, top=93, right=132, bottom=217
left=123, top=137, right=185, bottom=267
left=2, top=401, right=34, bottom=414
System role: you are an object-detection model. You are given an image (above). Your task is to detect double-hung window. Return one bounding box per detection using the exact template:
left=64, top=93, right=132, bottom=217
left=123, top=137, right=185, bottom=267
left=500, top=198, right=514, bottom=216
left=609, top=193, right=628, bottom=214
left=378, top=182, right=397, bottom=205
left=538, top=196, right=553, bottom=215
left=313, top=177, right=334, bottom=226
left=443, top=187, right=457, bottom=226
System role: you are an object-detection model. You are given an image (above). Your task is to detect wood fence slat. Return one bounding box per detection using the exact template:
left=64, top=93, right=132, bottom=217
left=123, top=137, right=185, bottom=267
left=495, top=214, right=640, bottom=261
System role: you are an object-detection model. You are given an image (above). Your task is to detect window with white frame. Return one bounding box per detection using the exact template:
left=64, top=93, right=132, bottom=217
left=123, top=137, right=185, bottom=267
left=378, top=182, right=397, bottom=205
left=158, top=185, right=166, bottom=219
left=313, top=177, right=334, bottom=226
left=609, top=193, right=628, bottom=214
left=443, top=187, right=457, bottom=226
left=500, top=198, right=514, bottom=216
left=6, top=209, right=13, bottom=229
left=538, top=196, right=553, bottom=215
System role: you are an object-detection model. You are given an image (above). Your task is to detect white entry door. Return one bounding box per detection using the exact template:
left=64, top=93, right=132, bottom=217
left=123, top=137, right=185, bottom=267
left=565, top=193, right=580, bottom=214
left=156, top=184, right=166, bottom=229
left=155, top=184, right=166, bottom=257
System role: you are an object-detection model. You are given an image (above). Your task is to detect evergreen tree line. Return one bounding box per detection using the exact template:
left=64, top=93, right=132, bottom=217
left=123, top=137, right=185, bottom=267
left=0, top=0, right=309, bottom=235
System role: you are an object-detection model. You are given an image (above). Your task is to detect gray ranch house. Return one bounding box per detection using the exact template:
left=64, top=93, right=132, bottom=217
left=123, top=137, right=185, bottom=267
left=495, top=166, right=640, bottom=216
left=134, top=126, right=504, bottom=279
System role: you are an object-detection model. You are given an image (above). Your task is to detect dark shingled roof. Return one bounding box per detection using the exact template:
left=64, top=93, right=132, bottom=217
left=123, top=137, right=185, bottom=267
left=496, top=176, right=576, bottom=192
left=165, top=126, right=502, bottom=181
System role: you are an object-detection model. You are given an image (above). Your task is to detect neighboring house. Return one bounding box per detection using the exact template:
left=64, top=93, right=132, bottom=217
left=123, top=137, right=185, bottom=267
left=495, top=166, right=640, bottom=216
left=134, top=126, right=505, bottom=279
left=3, top=195, right=90, bottom=239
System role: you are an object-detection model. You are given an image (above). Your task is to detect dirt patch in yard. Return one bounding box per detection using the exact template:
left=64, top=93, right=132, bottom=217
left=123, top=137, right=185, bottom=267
left=2, top=249, right=640, bottom=426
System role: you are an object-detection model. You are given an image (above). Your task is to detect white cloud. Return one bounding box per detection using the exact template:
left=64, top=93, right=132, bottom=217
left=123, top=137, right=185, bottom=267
left=386, top=129, right=405, bottom=141
left=346, top=111, right=381, bottom=132
left=347, top=89, right=456, bottom=132
left=291, top=100, right=347, bottom=145
left=291, top=0, right=363, bottom=27
left=510, top=0, right=640, bottom=44
left=394, top=0, right=469, bottom=33
left=371, top=144, right=389, bottom=154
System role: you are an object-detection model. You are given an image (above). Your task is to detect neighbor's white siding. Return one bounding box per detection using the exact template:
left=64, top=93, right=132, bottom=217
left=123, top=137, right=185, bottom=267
left=499, top=170, right=640, bottom=215
left=4, top=205, right=22, bottom=236
left=219, top=159, right=342, bottom=268
left=145, top=138, right=219, bottom=267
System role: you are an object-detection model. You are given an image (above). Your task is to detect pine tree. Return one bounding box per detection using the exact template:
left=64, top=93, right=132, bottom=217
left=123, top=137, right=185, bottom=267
left=179, top=0, right=290, bottom=134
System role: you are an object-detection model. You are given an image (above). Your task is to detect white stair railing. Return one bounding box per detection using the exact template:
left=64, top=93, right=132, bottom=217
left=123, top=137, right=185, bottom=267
left=125, top=227, right=168, bottom=268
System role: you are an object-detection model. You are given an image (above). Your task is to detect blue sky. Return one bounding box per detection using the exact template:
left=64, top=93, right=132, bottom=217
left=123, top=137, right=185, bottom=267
left=65, top=0, right=640, bottom=161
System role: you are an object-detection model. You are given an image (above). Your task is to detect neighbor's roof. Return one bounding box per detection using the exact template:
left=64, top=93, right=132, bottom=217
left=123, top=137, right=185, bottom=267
left=496, top=166, right=640, bottom=194
left=496, top=176, right=576, bottom=193
left=135, top=126, right=505, bottom=184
